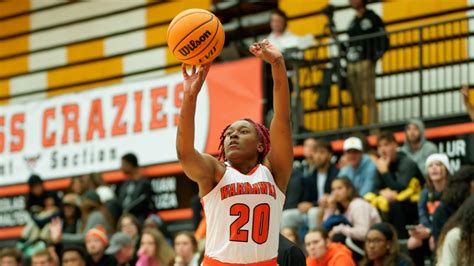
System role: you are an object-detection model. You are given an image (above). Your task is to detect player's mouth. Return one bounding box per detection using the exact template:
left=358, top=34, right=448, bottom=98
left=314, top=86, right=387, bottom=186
left=229, top=141, right=239, bottom=149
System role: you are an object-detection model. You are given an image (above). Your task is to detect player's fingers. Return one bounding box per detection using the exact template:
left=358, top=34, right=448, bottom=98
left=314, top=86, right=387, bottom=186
left=181, top=63, right=189, bottom=77
left=192, top=65, right=196, bottom=75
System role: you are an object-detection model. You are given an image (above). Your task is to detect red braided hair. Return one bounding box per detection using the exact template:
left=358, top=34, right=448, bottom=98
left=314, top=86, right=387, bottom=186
left=218, top=118, right=270, bottom=163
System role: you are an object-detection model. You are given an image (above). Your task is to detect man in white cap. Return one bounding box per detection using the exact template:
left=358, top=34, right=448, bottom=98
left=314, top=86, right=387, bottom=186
left=105, top=232, right=137, bottom=266
left=338, top=136, right=378, bottom=196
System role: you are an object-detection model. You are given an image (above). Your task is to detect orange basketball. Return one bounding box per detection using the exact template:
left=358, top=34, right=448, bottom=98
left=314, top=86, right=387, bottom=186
left=167, top=9, right=225, bottom=65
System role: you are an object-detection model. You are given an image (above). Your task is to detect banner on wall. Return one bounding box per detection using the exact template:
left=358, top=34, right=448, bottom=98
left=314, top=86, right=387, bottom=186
left=0, top=58, right=263, bottom=186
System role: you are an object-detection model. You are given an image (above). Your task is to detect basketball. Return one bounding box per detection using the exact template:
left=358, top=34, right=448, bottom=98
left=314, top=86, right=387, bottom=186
left=167, top=8, right=225, bottom=65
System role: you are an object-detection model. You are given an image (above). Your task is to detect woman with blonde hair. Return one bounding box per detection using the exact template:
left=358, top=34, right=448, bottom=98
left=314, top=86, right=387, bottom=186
left=137, top=228, right=175, bottom=266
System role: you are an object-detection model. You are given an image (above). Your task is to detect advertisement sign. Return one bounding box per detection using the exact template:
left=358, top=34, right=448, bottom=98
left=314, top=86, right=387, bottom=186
left=0, top=58, right=263, bottom=186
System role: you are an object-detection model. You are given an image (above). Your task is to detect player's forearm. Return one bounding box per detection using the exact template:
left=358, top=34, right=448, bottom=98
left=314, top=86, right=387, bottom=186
left=176, top=92, right=198, bottom=160
left=270, top=57, right=290, bottom=121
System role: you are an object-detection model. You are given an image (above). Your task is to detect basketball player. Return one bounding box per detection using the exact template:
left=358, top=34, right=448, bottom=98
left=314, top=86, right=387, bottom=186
left=176, top=39, right=292, bottom=265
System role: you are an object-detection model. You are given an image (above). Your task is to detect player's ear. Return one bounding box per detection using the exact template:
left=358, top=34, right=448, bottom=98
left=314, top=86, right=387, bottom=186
left=257, top=142, right=264, bottom=153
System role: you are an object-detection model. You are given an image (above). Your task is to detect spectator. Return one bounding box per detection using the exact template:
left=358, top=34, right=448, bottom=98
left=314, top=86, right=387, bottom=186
left=369, top=131, right=423, bottom=239
left=401, top=119, right=438, bottom=177
left=436, top=195, right=474, bottom=266
left=432, top=165, right=474, bottom=242
left=60, top=193, right=82, bottom=234
left=85, top=226, right=117, bottom=266
left=171, top=231, right=200, bottom=266
left=105, top=232, right=137, bottom=266
left=61, top=245, right=86, bottom=266
left=408, top=154, right=451, bottom=265
left=117, top=153, right=155, bottom=223
left=50, top=191, right=114, bottom=245
left=117, top=213, right=141, bottom=250
left=87, top=173, right=114, bottom=202
left=31, top=250, right=54, bottom=266
left=280, top=227, right=300, bottom=245
left=283, top=137, right=317, bottom=210
left=267, top=9, right=298, bottom=52
left=136, top=228, right=175, bottom=266
left=143, top=214, right=173, bottom=241
left=68, top=176, right=87, bottom=196
left=318, top=177, right=380, bottom=261
left=26, top=174, right=61, bottom=213
left=346, top=0, right=388, bottom=125
left=277, top=234, right=306, bottom=266
left=360, top=223, right=413, bottom=266
left=282, top=139, right=338, bottom=230
left=461, top=85, right=474, bottom=121
left=304, top=228, right=355, bottom=266
left=0, top=248, right=21, bottom=266
left=338, top=137, right=377, bottom=196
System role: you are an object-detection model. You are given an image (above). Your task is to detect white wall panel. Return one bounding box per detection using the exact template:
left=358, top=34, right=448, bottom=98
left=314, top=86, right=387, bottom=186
left=29, top=9, right=146, bottom=50
left=28, top=47, right=66, bottom=71
left=123, top=48, right=166, bottom=74
left=104, top=31, right=146, bottom=56
left=30, top=0, right=146, bottom=30
left=9, top=72, right=47, bottom=96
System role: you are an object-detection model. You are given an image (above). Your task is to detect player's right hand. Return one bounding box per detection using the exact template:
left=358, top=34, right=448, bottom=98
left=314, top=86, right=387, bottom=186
left=182, top=63, right=211, bottom=96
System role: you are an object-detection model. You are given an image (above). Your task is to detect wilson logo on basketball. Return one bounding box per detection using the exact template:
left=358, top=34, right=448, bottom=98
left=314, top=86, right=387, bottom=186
left=178, top=30, right=212, bottom=56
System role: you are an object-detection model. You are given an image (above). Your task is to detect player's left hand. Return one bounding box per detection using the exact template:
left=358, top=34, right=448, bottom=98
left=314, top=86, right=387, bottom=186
left=249, top=39, right=283, bottom=65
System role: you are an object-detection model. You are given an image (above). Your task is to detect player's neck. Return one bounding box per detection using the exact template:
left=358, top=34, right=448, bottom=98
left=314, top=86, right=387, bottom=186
left=229, top=160, right=259, bottom=175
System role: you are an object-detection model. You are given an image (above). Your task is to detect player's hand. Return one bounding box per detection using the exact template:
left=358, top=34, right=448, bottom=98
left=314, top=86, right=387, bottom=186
left=249, top=39, right=283, bottom=65
left=182, top=63, right=211, bottom=96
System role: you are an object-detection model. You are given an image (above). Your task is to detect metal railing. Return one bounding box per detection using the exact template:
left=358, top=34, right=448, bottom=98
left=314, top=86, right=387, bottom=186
left=286, top=16, right=473, bottom=141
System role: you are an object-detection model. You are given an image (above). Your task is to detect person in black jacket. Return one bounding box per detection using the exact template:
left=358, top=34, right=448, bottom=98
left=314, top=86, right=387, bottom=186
left=346, top=0, right=389, bottom=125
left=117, top=153, right=155, bottom=223
left=281, top=140, right=338, bottom=230
left=277, top=234, right=306, bottom=266
left=373, top=132, right=423, bottom=239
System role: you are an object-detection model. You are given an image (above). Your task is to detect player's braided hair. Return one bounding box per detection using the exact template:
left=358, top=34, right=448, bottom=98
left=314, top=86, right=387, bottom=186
left=218, top=118, right=270, bottom=164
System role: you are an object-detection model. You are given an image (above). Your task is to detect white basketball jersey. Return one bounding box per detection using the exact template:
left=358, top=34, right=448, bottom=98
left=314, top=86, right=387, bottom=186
left=202, top=163, right=285, bottom=264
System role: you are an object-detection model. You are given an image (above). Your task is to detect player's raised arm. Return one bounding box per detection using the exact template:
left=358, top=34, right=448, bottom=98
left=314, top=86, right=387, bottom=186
left=249, top=40, right=293, bottom=192
left=176, top=63, right=220, bottom=193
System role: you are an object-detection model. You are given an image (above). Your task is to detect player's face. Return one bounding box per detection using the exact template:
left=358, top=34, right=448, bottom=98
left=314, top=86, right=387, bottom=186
left=174, top=234, right=195, bottom=260
left=428, top=161, right=447, bottom=182
left=405, top=124, right=421, bottom=143
left=365, top=230, right=389, bottom=260
left=270, top=13, right=285, bottom=34
left=304, top=231, right=328, bottom=259
left=224, top=120, right=263, bottom=162
left=345, top=149, right=362, bottom=168
left=140, top=234, right=157, bottom=258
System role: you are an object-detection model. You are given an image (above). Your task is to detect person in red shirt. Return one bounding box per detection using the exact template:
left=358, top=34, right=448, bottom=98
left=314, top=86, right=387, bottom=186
left=305, top=228, right=356, bottom=266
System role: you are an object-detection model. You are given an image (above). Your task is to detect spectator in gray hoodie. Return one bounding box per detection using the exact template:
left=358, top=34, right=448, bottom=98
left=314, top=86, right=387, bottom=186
left=401, top=118, right=437, bottom=177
